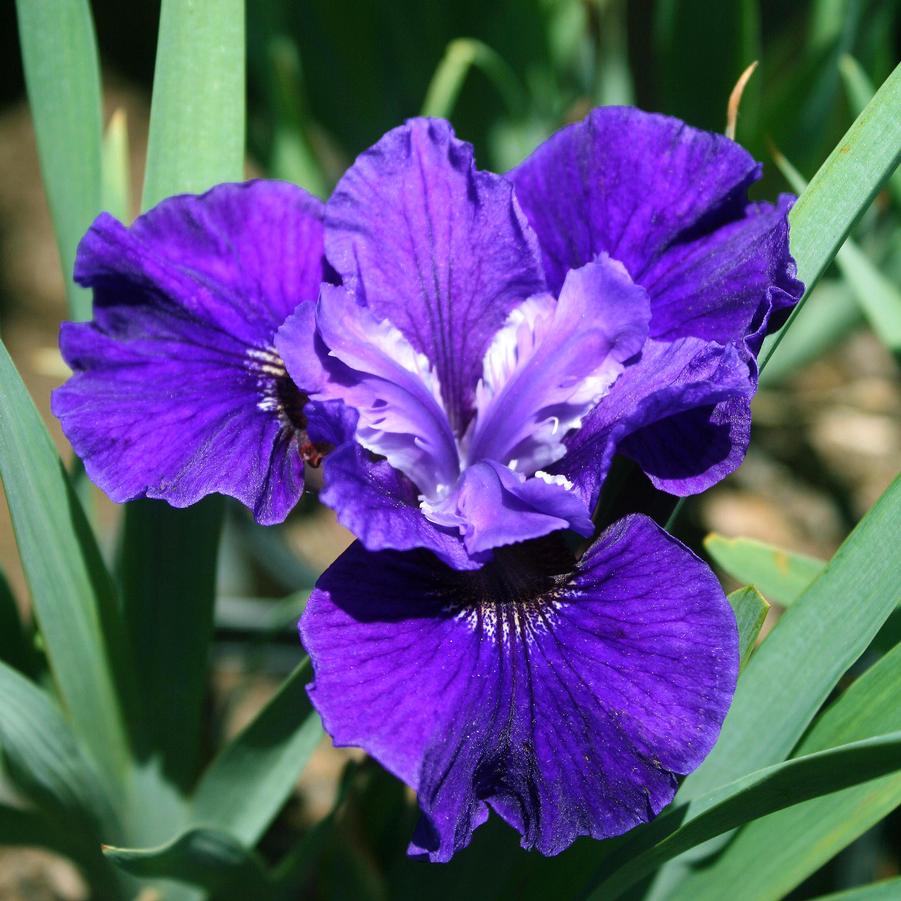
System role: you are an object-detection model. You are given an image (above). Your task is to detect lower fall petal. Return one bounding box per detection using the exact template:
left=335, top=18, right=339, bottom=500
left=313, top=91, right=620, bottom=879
left=53, top=181, right=329, bottom=523
left=301, top=515, right=738, bottom=862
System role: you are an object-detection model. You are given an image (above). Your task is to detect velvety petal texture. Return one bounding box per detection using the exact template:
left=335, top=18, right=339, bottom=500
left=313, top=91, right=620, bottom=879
left=302, top=515, right=739, bottom=861
left=325, top=117, right=546, bottom=432
left=53, top=181, right=330, bottom=523
left=510, top=106, right=802, bottom=347
left=510, top=107, right=802, bottom=496
left=555, top=337, right=755, bottom=505
left=462, top=254, right=649, bottom=473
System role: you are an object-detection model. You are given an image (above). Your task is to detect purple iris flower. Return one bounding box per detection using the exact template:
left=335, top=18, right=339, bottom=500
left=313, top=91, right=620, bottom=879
left=282, top=112, right=799, bottom=860
left=53, top=108, right=801, bottom=863
left=52, top=180, right=353, bottom=524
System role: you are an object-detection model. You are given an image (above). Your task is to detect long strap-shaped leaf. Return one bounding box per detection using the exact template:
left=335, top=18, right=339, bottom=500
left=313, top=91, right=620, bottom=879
left=119, top=0, right=245, bottom=826
left=680, top=474, right=901, bottom=800
left=0, top=342, right=133, bottom=786
left=669, top=643, right=901, bottom=901
left=584, top=731, right=901, bottom=900
left=760, top=62, right=901, bottom=368
left=15, top=0, right=102, bottom=321
left=190, top=658, right=322, bottom=845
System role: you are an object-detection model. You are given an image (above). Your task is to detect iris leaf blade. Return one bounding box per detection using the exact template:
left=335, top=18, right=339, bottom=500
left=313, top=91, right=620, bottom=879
left=189, top=658, right=322, bottom=846
left=586, top=732, right=901, bottom=900
left=706, top=534, right=825, bottom=607
left=813, top=878, right=901, bottom=901
left=761, top=62, right=901, bottom=368
left=142, top=0, right=246, bottom=208
left=0, top=661, right=120, bottom=842
left=668, top=643, right=901, bottom=901
left=14, top=0, right=103, bottom=321
left=680, top=473, right=901, bottom=798
left=104, top=828, right=271, bottom=898
left=727, top=586, right=769, bottom=666
left=119, top=0, right=246, bottom=822
left=0, top=341, right=132, bottom=786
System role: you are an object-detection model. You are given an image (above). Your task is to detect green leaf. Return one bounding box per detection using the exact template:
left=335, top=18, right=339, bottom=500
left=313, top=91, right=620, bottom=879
left=421, top=39, right=525, bottom=119
left=759, top=279, right=862, bottom=387
left=706, top=534, right=825, bottom=606
left=680, top=474, right=901, bottom=801
left=839, top=54, right=901, bottom=207
left=772, top=150, right=901, bottom=357
left=0, top=341, right=132, bottom=785
left=0, top=660, right=119, bottom=839
left=814, top=878, right=901, bottom=901
left=585, top=732, right=901, bottom=900
left=118, top=0, right=246, bottom=833
left=668, top=643, right=901, bottom=901
left=761, top=63, right=901, bottom=369
left=142, top=0, right=246, bottom=208
left=190, top=658, right=322, bottom=846
left=15, top=0, right=102, bottom=320
left=118, top=498, right=223, bottom=797
left=835, top=239, right=901, bottom=356
left=727, top=587, right=769, bottom=666
left=104, top=828, right=271, bottom=898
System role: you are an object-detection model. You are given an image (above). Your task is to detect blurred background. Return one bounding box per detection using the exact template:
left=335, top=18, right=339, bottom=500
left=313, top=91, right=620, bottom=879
left=0, top=1, right=898, bottom=897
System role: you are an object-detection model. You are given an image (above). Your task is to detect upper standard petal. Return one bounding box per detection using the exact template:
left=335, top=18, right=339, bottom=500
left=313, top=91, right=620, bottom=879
left=325, top=117, right=546, bottom=433
left=509, top=106, right=802, bottom=348
left=462, top=254, right=649, bottom=474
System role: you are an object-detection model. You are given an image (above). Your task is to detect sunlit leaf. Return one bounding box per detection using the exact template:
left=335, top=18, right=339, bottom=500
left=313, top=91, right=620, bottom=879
left=727, top=587, right=769, bottom=665
left=190, top=658, right=322, bottom=846
left=706, top=535, right=825, bottom=607
left=0, top=342, right=133, bottom=786
left=585, top=731, right=901, bottom=900
left=669, top=643, right=901, bottom=901
left=14, top=0, right=102, bottom=320
left=761, top=63, right=901, bottom=368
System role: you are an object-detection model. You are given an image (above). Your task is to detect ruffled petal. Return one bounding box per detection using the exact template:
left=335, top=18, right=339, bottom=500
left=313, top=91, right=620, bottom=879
left=53, top=181, right=327, bottom=523
left=423, top=460, right=593, bottom=556
left=284, top=284, right=460, bottom=501
left=325, top=117, right=546, bottom=432
left=462, top=255, right=649, bottom=473
left=555, top=337, right=755, bottom=505
left=318, top=443, right=479, bottom=571
left=302, top=516, right=738, bottom=862
left=509, top=106, right=802, bottom=348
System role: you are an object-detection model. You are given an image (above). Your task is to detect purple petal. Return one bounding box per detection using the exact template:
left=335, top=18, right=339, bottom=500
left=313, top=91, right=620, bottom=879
left=325, top=117, right=545, bottom=431
left=462, top=255, right=649, bottom=474
left=554, top=337, right=755, bottom=506
left=509, top=106, right=802, bottom=348
left=423, top=460, right=594, bottom=556
left=288, top=284, right=460, bottom=501
left=53, top=181, right=327, bottom=523
left=302, top=515, right=738, bottom=862
left=318, top=442, right=479, bottom=571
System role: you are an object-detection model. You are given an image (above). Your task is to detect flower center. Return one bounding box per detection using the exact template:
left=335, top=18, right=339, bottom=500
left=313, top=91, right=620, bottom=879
left=442, top=538, right=575, bottom=643
left=247, top=346, right=331, bottom=466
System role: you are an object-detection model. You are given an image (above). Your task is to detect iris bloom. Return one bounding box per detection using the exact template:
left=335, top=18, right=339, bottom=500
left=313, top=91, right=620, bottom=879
left=54, top=109, right=801, bottom=862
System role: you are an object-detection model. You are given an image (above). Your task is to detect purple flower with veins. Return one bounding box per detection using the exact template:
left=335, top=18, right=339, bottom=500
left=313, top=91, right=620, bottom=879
left=52, top=180, right=354, bottom=524
left=52, top=108, right=801, bottom=863
left=284, top=112, right=798, bottom=860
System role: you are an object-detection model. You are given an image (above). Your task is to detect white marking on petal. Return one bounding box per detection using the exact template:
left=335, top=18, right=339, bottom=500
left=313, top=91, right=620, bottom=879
left=534, top=471, right=574, bottom=491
